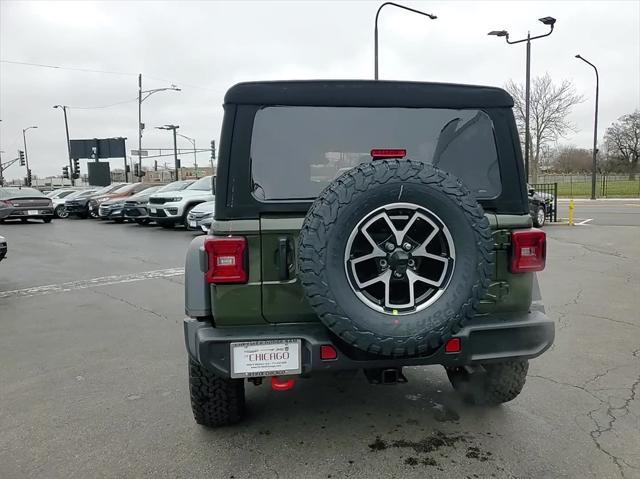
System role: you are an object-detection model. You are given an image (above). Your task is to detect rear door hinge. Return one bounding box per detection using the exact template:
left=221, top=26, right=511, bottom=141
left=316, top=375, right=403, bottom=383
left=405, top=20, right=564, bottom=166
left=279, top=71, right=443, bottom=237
left=486, top=281, right=510, bottom=301
left=492, top=230, right=511, bottom=250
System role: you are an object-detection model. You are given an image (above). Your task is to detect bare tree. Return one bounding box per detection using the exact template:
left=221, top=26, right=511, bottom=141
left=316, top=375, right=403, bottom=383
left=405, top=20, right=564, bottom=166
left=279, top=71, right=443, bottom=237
left=552, top=146, right=592, bottom=173
left=604, top=111, right=640, bottom=180
left=505, top=73, right=584, bottom=182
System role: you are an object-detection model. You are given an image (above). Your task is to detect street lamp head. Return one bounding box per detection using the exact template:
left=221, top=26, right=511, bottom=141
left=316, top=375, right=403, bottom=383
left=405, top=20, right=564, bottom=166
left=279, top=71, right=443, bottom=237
left=539, top=16, right=556, bottom=26
left=488, top=30, right=508, bottom=37
left=575, top=54, right=582, bottom=59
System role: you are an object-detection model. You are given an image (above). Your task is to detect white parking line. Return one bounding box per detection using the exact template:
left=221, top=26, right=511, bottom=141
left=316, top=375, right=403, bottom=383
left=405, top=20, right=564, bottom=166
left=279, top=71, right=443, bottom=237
left=0, top=268, right=184, bottom=299
left=575, top=218, right=594, bottom=226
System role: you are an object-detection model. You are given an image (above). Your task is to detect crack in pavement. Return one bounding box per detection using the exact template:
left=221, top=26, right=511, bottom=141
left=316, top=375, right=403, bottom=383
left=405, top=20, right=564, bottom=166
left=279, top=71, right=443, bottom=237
left=530, top=349, right=640, bottom=479
left=582, top=313, right=640, bottom=330
left=549, top=237, right=630, bottom=260
left=92, top=289, right=177, bottom=323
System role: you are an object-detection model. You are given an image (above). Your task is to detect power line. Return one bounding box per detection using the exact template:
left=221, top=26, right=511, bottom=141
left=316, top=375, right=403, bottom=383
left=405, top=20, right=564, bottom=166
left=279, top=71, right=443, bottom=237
left=0, top=59, right=136, bottom=77
left=67, top=97, right=138, bottom=110
left=1, top=59, right=217, bottom=92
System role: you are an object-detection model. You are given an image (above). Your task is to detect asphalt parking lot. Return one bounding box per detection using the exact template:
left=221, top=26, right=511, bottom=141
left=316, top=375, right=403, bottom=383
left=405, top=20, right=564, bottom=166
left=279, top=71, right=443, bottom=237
left=1, top=209, right=639, bottom=479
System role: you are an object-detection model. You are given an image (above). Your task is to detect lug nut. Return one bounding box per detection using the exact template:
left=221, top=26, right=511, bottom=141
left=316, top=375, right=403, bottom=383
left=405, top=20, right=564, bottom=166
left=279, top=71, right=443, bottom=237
left=403, top=242, right=412, bottom=251
left=379, top=259, right=388, bottom=268
left=408, top=259, right=415, bottom=268
left=385, top=242, right=395, bottom=252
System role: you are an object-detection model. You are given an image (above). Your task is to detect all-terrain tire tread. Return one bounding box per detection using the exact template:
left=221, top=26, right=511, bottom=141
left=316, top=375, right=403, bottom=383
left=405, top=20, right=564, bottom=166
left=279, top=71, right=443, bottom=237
left=188, top=357, right=245, bottom=427
left=298, top=159, right=494, bottom=357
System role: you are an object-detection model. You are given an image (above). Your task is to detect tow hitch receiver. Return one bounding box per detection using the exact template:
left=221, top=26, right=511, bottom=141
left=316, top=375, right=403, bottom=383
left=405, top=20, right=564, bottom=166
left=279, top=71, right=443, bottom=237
left=364, top=368, right=407, bottom=385
left=271, top=376, right=296, bottom=391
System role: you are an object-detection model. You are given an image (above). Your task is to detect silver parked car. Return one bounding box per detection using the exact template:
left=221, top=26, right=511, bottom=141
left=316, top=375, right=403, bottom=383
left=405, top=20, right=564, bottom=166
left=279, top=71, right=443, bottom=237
left=185, top=200, right=215, bottom=232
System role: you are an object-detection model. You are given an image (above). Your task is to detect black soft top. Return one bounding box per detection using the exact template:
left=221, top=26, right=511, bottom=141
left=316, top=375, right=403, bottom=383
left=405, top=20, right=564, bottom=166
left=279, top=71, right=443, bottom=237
left=224, top=80, right=513, bottom=109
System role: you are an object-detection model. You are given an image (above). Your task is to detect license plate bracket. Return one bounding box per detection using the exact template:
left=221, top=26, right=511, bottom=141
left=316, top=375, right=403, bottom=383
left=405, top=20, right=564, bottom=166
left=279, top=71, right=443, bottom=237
left=230, top=339, right=301, bottom=378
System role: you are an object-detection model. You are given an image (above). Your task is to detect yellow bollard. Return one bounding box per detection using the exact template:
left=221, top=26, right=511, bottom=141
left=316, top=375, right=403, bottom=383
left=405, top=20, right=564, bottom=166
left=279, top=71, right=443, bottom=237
left=568, top=199, right=575, bottom=226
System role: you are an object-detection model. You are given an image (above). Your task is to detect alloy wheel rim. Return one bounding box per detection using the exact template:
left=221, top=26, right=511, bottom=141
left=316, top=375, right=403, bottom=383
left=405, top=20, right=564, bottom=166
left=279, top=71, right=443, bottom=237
left=344, top=202, right=455, bottom=315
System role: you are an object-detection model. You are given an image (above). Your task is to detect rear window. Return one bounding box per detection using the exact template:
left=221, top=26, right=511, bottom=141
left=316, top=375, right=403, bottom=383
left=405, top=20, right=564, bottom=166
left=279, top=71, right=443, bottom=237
left=0, top=187, right=45, bottom=199
left=250, top=106, right=501, bottom=200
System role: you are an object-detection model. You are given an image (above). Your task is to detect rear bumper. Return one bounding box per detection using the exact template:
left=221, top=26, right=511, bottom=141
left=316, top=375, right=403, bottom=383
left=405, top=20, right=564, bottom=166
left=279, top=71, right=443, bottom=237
left=4, top=209, right=53, bottom=219
left=184, top=311, right=555, bottom=378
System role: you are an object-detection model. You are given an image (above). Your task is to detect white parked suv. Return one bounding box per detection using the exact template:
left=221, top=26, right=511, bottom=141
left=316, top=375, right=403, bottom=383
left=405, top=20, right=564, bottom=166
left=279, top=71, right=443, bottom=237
left=147, top=175, right=214, bottom=228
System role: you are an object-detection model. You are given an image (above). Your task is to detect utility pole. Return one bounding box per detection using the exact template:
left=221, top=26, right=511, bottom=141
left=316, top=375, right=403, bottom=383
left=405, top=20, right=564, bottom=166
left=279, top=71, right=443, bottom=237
left=138, top=73, right=143, bottom=183
left=53, top=105, right=75, bottom=186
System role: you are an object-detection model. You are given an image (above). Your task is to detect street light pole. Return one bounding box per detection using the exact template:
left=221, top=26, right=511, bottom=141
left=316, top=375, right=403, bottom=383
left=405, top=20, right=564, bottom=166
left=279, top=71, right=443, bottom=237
left=575, top=54, right=599, bottom=201
left=22, top=126, right=37, bottom=186
left=176, top=133, right=197, bottom=176
left=157, top=125, right=180, bottom=181
left=137, top=74, right=180, bottom=182
left=53, top=105, right=74, bottom=186
left=488, top=17, right=556, bottom=181
left=374, top=2, right=437, bottom=80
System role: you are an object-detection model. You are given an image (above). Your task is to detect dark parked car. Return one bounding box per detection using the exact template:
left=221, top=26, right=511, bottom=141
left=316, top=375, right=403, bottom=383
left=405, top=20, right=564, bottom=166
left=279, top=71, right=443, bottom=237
left=65, top=183, right=127, bottom=218
left=528, top=185, right=551, bottom=227
left=0, top=187, right=54, bottom=223
left=124, top=180, right=194, bottom=225
left=0, top=235, right=6, bottom=262
left=99, top=185, right=164, bottom=222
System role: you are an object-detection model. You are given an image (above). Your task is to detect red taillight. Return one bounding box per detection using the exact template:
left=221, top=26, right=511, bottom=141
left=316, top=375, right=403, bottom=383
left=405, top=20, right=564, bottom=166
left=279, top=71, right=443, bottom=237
left=320, top=345, right=338, bottom=361
left=510, top=229, right=546, bottom=273
left=204, top=236, right=247, bottom=284
left=370, top=148, right=407, bottom=159
left=444, top=338, right=461, bottom=353
left=0, top=200, right=11, bottom=207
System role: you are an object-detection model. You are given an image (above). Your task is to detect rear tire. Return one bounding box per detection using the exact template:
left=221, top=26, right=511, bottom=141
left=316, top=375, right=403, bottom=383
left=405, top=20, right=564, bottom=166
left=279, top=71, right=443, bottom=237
left=189, top=357, right=245, bottom=427
left=54, top=205, right=68, bottom=218
left=446, top=360, right=529, bottom=405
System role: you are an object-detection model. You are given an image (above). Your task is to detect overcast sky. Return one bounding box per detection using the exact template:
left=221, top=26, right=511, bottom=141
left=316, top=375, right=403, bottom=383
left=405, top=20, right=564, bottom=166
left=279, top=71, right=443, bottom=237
left=1, top=0, right=639, bottom=180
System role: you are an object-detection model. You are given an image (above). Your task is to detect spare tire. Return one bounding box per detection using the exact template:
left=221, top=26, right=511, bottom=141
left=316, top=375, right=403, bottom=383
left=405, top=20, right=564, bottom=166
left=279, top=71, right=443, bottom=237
left=298, top=159, right=493, bottom=357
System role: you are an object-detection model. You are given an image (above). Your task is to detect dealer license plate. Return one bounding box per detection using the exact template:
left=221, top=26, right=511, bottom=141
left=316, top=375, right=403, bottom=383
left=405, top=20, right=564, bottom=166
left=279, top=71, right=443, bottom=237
left=230, top=339, right=301, bottom=378
left=189, top=220, right=197, bottom=228
left=149, top=208, right=157, bottom=213
left=28, top=210, right=38, bottom=215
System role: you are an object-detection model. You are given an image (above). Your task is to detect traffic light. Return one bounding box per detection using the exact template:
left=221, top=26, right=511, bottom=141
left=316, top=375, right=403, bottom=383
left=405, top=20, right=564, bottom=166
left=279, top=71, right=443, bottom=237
left=73, top=158, right=80, bottom=175
left=27, top=169, right=32, bottom=186
left=62, top=166, right=69, bottom=179
left=210, top=140, right=216, bottom=161
left=19, top=150, right=25, bottom=166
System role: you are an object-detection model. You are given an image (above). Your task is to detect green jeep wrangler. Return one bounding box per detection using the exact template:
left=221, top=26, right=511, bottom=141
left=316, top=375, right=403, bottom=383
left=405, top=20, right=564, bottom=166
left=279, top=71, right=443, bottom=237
left=183, top=80, right=554, bottom=427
